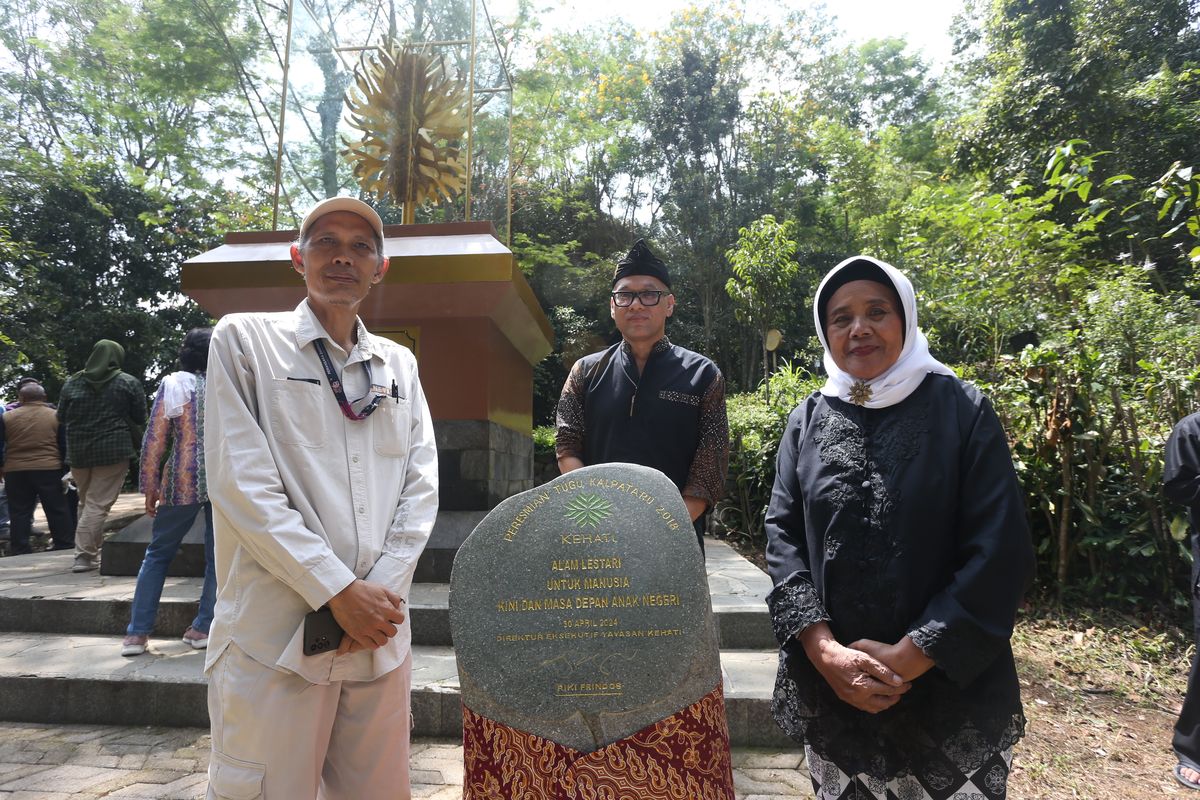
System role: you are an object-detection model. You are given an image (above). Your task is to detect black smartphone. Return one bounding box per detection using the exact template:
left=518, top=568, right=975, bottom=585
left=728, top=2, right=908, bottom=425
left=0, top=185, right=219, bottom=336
left=303, top=606, right=344, bottom=655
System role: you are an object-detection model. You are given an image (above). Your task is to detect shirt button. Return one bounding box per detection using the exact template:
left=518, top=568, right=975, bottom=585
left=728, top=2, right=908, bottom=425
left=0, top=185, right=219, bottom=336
left=861, top=480, right=871, bottom=488
left=357, top=506, right=364, bottom=513
left=862, top=517, right=870, bottom=526
left=352, top=456, right=359, bottom=463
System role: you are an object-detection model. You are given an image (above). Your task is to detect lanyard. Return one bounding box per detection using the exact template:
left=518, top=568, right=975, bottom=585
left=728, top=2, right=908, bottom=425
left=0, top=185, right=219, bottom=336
left=313, top=339, right=385, bottom=421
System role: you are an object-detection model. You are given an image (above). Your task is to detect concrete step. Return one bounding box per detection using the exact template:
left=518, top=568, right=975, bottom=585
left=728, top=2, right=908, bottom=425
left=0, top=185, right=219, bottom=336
left=0, top=633, right=791, bottom=747
left=0, top=541, right=777, bottom=650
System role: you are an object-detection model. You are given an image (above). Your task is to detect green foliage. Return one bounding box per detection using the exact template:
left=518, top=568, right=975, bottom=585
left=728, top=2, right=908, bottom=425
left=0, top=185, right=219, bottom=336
left=0, top=0, right=261, bottom=188
left=0, top=159, right=219, bottom=397
left=715, top=363, right=822, bottom=542
left=725, top=214, right=806, bottom=397
left=725, top=215, right=800, bottom=331
left=531, top=425, right=557, bottom=456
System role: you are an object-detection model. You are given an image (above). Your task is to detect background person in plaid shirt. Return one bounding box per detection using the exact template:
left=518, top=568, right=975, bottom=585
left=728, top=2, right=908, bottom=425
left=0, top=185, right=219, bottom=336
left=57, top=339, right=146, bottom=572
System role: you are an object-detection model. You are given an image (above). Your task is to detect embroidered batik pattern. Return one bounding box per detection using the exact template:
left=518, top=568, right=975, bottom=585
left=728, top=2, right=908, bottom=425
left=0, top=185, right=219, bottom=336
left=682, top=371, right=729, bottom=508
left=804, top=744, right=1013, bottom=800
left=658, top=389, right=701, bottom=406
left=462, top=683, right=735, bottom=800
left=765, top=576, right=830, bottom=645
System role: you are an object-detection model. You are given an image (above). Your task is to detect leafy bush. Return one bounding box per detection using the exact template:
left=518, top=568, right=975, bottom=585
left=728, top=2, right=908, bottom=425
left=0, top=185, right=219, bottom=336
left=532, top=425, right=557, bottom=457
left=714, top=362, right=822, bottom=542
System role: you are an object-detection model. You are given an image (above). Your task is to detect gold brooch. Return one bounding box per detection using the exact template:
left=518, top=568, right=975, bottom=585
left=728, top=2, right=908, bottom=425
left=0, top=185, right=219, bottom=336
left=848, top=380, right=872, bottom=405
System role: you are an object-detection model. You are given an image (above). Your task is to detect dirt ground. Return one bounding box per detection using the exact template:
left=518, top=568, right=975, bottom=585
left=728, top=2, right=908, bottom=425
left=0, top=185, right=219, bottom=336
left=1009, top=613, right=1191, bottom=799
left=719, top=534, right=1194, bottom=799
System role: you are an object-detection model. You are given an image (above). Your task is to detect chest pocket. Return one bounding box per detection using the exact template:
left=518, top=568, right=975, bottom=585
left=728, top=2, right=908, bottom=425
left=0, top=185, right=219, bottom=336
left=268, top=380, right=326, bottom=448
left=372, top=399, right=412, bottom=457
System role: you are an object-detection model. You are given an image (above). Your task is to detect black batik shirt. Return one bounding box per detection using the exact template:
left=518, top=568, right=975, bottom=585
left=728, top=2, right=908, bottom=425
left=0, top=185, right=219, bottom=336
left=764, top=373, right=1034, bottom=784
left=555, top=337, right=728, bottom=509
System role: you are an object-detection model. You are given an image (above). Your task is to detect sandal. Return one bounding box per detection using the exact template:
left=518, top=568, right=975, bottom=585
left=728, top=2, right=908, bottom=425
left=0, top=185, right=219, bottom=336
left=1175, top=763, right=1200, bottom=790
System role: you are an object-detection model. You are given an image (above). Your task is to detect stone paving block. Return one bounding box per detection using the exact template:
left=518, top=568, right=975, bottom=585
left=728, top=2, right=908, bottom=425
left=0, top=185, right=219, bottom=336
left=103, top=786, right=172, bottom=799
left=0, top=766, right=50, bottom=784
left=735, top=766, right=813, bottom=795
left=58, top=730, right=113, bottom=745
left=0, top=752, right=48, bottom=766
left=421, top=789, right=462, bottom=800
left=142, top=759, right=194, bottom=772
left=409, top=769, right=442, bottom=785
left=105, top=746, right=151, bottom=757
left=61, top=756, right=119, bottom=769
left=0, top=765, right=126, bottom=792
left=28, top=754, right=69, bottom=768
left=116, top=755, right=147, bottom=770
left=155, top=774, right=206, bottom=795
left=731, top=749, right=805, bottom=769
left=109, top=735, right=163, bottom=747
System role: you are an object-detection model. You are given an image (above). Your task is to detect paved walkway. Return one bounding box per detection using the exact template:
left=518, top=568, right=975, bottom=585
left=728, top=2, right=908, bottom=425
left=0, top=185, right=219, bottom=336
left=0, top=723, right=809, bottom=798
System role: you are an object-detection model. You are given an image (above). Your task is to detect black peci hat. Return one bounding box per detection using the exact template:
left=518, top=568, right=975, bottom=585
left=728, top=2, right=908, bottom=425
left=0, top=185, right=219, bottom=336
left=612, top=239, right=670, bottom=288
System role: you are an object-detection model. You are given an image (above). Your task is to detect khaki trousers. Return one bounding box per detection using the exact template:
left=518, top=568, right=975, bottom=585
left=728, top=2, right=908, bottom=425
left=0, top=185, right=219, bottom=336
left=72, top=462, right=129, bottom=560
left=207, top=643, right=413, bottom=800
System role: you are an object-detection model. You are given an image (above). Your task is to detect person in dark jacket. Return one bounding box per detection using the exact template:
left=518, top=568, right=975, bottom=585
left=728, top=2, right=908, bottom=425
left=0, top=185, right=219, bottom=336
left=764, top=255, right=1035, bottom=799
left=555, top=239, right=729, bottom=550
left=57, top=339, right=147, bottom=572
left=1164, top=413, right=1200, bottom=791
left=0, top=381, right=74, bottom=554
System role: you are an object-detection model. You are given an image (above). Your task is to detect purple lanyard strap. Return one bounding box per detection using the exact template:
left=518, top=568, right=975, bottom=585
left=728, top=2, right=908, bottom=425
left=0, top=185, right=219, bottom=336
left=313, top=339, right=385, bottom=421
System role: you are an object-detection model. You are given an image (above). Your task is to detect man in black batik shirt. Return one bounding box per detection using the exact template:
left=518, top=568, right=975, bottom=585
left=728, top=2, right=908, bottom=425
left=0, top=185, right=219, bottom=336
left=555, top=239, right=729, bottom=551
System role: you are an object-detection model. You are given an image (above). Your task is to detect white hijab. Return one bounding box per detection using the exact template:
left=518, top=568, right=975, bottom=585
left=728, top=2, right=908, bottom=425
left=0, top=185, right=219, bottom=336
left=161, top=370, right=198, bottom=419
left=814, top=255, right=955, bottom=409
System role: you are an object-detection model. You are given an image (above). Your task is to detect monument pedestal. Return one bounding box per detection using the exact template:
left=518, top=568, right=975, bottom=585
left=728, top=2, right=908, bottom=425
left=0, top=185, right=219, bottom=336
left=462, top=685, right=735, bottom=799
left=450, top=464, right=736, bottom=799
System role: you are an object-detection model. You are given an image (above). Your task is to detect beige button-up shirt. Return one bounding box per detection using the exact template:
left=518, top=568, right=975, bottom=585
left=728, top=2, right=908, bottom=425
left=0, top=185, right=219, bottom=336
left=204, top=300, right=438, bottom=684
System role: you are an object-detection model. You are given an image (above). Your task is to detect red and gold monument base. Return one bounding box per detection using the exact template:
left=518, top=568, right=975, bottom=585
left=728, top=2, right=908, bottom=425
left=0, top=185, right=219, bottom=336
left=461, top=684, right=736, bottom=800
left=91, top=221, right=553, bottom=581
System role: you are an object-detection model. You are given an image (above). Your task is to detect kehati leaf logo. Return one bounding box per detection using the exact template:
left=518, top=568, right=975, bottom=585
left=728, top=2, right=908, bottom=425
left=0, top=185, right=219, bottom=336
left=563, top=493, right=613, bottom=529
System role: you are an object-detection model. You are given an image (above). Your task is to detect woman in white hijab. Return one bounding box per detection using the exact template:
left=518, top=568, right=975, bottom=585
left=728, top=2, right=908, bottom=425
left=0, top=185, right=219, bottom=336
left=764, top=256, right=1035, bottom=799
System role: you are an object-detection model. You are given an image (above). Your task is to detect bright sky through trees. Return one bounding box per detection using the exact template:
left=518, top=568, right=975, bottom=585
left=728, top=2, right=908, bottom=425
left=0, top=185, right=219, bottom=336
left=490, top=0, right=960, bottom=65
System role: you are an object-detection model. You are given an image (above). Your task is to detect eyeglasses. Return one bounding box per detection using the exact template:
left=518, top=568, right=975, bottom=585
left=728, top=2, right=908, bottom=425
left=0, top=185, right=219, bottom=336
left=611, top=290, right=666, bottom=307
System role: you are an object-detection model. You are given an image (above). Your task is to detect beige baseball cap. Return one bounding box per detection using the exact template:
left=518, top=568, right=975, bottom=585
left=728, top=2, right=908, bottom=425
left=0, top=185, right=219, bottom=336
left=298, top=197, right=384, bottom=240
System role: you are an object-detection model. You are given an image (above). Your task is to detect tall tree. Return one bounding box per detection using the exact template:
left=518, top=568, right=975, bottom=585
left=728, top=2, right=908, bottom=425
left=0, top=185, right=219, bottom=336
left=725, top=215, right=802, bottom=394
left=0, top=0, right=261, bottom=188
left=0, top=158, right=222, bottom=395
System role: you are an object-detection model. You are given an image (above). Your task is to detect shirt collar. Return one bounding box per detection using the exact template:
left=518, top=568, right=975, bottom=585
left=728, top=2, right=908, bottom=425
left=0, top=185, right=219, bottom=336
left=620, top=336, right=671, bottom=357
left=293, top=299, right=380, bottom=365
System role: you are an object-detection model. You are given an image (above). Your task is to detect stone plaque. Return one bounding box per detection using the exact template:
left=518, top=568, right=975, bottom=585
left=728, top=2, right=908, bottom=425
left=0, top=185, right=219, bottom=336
left=449, top=463, right=722, bottom=752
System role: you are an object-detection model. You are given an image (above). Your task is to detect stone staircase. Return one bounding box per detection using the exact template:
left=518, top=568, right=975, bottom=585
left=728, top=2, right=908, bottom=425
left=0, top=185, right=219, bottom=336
left=0, top=540, right=789, bottom=747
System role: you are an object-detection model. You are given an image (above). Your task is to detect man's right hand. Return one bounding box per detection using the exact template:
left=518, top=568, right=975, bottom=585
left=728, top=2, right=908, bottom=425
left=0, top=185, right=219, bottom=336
left=327, top=579, right=406, bottom=654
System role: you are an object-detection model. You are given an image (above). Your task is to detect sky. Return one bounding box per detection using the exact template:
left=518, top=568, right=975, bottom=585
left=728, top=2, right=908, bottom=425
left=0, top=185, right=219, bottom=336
left=486, top=0, right=963, bottom=67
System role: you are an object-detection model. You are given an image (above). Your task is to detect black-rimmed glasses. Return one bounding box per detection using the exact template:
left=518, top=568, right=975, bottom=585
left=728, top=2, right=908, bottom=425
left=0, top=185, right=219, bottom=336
left=611, top=290, right=666, bottom=307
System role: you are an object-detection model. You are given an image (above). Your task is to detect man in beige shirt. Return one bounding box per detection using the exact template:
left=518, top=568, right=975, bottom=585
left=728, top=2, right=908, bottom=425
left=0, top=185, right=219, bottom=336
left=0, top=381, right=74, bottom=554
left=204, top=198, right=438, bottom=799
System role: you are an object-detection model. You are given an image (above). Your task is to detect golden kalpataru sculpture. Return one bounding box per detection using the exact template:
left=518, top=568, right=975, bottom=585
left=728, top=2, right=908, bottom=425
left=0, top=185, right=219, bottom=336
left=342, top=40, right=469, bottom=220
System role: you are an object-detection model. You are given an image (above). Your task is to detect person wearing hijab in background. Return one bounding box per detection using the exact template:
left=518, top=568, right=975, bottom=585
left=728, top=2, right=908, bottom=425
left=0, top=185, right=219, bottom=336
left=555, top=239, right=729, bottom=551
left=121, top=328, right=215, bottom=656
left=57, top=339, right=147, bottom=573
left=764, top=256, right=1035, bottom=799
